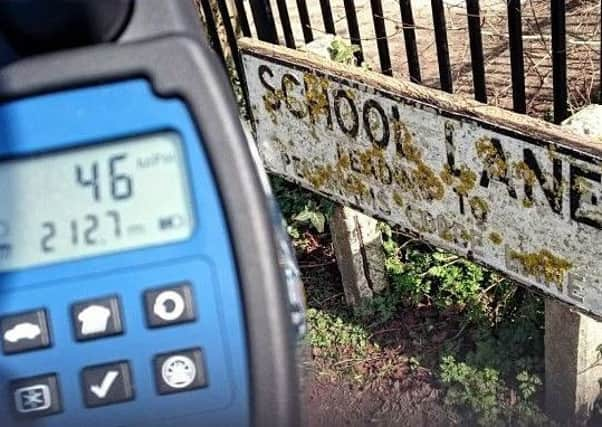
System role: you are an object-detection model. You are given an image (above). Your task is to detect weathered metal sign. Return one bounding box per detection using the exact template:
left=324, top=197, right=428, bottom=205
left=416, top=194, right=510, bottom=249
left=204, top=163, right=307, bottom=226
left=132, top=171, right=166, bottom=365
left=240, top=39, right=602, bottom=318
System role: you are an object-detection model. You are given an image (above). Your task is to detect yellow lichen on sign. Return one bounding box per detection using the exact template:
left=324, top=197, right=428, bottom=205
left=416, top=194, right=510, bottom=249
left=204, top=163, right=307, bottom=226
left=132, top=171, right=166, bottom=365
left=303, top=73, right=330, bottom=120
left=476, top=137, right=507, bottom=178
left=510, top=249, right=572, bottom=289
left=488, top=232, right=503, bottom=245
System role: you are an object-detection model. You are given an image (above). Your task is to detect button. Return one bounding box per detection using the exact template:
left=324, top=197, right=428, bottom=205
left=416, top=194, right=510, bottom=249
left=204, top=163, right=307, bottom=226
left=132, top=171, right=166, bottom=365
left=81, top=361, right=134, bottom=408
left=71, top=296, right=123, bottom=341
left=10, top=373, right=62, bottom=418
left=1, top=309, right=51, bottom=354
left=144, top=283, right=196, bottom=328
left=153, top=348, right=207, bottom=395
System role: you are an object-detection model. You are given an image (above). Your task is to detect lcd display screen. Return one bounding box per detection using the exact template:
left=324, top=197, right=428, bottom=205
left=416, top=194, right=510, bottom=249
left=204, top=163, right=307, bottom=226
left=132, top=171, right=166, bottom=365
left=0, top=132, right=195, bottom=272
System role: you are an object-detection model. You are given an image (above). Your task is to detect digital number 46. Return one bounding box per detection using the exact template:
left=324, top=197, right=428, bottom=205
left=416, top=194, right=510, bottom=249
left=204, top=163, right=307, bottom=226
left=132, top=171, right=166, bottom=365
left=76, top=154, right=133, bottom=202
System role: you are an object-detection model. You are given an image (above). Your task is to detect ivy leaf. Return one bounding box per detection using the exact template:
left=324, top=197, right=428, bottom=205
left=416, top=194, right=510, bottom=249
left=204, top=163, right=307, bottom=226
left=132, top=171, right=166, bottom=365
left=294, top=209, right=314, bottom=223
left=310, top=211, right=326, bottom=233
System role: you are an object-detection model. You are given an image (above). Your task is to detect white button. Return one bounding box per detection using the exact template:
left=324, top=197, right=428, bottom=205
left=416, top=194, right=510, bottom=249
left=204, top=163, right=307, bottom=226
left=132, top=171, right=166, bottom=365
left=161, top=355, right=197, bottom=389
left=153, top=291, right=185, bottom=321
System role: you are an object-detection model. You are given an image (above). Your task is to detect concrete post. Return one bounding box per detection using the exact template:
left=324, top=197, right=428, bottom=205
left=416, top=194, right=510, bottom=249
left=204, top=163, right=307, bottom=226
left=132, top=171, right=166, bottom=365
left=330, top=206, right=388, bottom=306
left=545, top=105, right=602, bottom=425
left=545, top=300, right=602, bottom=424
left=302, top=37, right=389, bottom=307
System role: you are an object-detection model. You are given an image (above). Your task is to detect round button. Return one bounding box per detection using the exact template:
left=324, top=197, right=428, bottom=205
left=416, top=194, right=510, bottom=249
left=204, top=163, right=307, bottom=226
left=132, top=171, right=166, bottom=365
left=161, top=355, right=197, bottom=389
left=153, top=291, right=185, bottom=321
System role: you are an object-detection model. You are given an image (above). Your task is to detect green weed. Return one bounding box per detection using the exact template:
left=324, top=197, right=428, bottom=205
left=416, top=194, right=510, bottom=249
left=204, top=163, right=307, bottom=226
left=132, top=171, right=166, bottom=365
left=270, top=176, right=334, bottom=241
left=440, top=355, right=549, bottom=426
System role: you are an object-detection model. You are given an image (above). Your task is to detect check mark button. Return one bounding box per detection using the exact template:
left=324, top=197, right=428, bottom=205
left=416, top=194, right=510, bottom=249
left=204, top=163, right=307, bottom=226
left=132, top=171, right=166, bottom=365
left=90, top=370, right=119, bottom=399
left=82, top=361, right=134, bottom=408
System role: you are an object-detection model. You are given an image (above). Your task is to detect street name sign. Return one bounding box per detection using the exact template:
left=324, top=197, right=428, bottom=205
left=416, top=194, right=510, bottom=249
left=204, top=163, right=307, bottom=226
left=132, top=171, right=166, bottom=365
left=240, top=38, right=602, bottom=318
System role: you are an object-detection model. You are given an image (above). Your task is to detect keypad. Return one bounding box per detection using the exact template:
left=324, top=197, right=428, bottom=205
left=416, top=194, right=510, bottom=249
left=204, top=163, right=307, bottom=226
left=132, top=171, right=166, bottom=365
left=3, top=283, right=206, bottom=420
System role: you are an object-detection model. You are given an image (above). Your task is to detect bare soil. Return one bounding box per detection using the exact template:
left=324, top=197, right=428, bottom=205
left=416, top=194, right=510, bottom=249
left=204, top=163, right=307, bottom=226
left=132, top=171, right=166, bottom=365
left=296, top=234, right=465, bottom=426
left=304, top=375, right=454, bottom=427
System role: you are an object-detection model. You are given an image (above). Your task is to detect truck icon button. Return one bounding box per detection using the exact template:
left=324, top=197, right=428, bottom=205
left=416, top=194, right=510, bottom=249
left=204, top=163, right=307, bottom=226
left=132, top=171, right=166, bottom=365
left=71, top=296, right=123, bottom=341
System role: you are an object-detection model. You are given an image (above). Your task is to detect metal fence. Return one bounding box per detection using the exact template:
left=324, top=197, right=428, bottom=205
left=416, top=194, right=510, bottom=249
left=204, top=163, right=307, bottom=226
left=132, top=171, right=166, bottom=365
left=198, top=0, right=602, bottom=125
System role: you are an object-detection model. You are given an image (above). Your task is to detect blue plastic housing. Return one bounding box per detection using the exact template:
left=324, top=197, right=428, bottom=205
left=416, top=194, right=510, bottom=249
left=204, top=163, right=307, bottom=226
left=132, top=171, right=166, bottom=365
left=0, top=79, right=250, bottom=426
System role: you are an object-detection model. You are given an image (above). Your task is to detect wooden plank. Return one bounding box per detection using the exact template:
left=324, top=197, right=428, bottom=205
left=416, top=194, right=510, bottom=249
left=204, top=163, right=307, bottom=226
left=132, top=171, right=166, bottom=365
left=240, top=38, right=602, bottom=318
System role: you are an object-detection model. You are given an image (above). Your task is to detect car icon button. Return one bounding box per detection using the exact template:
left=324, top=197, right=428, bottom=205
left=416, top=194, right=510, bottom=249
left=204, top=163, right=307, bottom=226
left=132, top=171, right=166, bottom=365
left=1, top=309, right=51, bottom=355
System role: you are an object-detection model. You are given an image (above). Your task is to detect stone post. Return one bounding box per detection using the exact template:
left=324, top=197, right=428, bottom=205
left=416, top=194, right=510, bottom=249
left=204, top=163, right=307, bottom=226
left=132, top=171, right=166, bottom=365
left=303, top=36, right=389, bottom=306
left=545, top=105, right=602, bottom=425
left=330, top=206, right=388, bottom=306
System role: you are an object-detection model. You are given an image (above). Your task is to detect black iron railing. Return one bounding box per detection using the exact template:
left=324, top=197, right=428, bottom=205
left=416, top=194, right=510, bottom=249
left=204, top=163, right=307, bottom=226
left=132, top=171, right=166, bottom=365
left=198, top=0, right=598, bottom=125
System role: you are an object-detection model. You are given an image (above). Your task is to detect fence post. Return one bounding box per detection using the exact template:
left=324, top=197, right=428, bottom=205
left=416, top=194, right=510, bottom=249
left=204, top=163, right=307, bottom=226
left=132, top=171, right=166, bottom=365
left=301, top=36, right=389, bottom=307
left=545, top=105, right=602, bottom=425
left=331, top=207, right=388, bottom=306
left=248, top=0, right=278, bottom=44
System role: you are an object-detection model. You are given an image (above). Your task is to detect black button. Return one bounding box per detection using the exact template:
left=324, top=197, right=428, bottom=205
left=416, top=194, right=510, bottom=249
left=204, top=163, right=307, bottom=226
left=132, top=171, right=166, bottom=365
left=144, top=283, right=196, bottom=328
left=81, top=361, right=134, bottom=408
left=153, top=348, right=207, bottom=395
left=1, top=309, right=51, bottom=354
left=10, top=373, right=62, bottom=418
left=71, top=296, right=123, bottom=341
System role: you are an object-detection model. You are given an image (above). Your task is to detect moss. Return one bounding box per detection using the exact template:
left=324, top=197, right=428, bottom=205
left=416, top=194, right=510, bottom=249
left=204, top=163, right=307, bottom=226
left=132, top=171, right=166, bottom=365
left=456, top=166, right=477, bottom=195
left=393, top=168, right=414, bottom=193
left=441, top=229, right=454, bottom=241
left=510, top=249, right=572, bottom=289
left=440, top=165, right=454, bottom=185
left=460, top=229, right=472, bottom=242
left=392, top=119, right=413, bottom=152
left=513, top=161, right=536, bottom=186
left=476, top=137, right=507, bottom=178
left=573, top=176, right=592, bottom=194
left=305, top=164, right=334, bottom=189
left=337, top=153, right=351, bottom=171
left=303, top=73, right=330, bottom=120
left=488, top=232, right=503, bottom=245
left=358, top=146, right=385, bottom=176
left=469, top=196, right=489, bottom=221
left=401, top=139, right=422, bottom=163
left=393, top=191, right=404, bottom=207
left=413, top=163, right=445, bottom=201
left=343, top=175, right=368, bottom=196
left=263, top=88, right=285, bottom=124
left=439, top=165, right=476, bottom=196
left=522, top=198, right=534, bottom=208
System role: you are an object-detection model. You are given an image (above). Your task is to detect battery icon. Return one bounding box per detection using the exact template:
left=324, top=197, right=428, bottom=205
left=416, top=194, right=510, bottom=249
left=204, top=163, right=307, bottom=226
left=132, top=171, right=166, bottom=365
left=159, top=215, right=184, bottom=230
